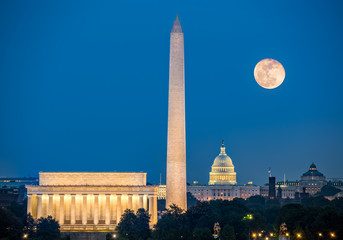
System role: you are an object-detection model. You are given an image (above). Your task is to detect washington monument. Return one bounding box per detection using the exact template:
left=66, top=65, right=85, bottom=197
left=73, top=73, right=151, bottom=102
left=166, top=16, right=187, bottom=210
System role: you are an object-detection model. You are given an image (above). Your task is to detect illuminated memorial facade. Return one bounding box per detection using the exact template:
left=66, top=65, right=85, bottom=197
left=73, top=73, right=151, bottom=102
left=26, top=172, right=158, bottom=232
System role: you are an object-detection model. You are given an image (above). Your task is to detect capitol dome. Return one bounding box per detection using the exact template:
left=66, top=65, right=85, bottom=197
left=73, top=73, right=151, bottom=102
left=209, top=141, right=237, bottom=185
left=212, top=145, right=234, bottom=168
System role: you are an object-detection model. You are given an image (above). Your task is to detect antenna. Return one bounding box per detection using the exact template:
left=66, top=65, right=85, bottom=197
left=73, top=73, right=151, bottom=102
left=159, top=173, right=162, bottom=185
left=268, top=167, right=272, bottom=177
left=283, top=173, right=286, bottom=185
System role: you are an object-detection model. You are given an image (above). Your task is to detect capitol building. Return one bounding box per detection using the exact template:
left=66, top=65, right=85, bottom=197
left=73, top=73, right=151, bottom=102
left=188, top=141, right=260, bottom=201
left=208, top=141, right=237, bottom=185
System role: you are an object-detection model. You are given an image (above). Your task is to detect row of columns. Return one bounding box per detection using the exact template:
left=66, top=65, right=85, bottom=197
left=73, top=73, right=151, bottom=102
left=27, top=193, right=157, bottom=226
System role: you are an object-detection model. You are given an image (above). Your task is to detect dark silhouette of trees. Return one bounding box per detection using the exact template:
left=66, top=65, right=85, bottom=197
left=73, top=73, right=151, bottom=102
left=23, top=213, right=36, bottom=239
left=153, top=197, right=343, bottom=240
left=116, top=208, right=151, bottom=240
left=0, top=195, right=342, bottom=239
left=153, top=204, right=190, bottom=240
left=36, top=216, right=61, bottom=240
left=0, top=207, right=22, bottom=240
left=0, top=202, right=64, bottom=240
left=192, top=227, right=212, bottom=240
left=220, top=225, right=236, bottom=240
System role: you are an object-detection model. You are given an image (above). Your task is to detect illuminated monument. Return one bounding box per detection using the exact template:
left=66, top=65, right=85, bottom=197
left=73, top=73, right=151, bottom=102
left=208, top=141, right=237, bottom=185
left=166, top=16, right=187, bottom=210
left=27, top=172, right=158, bottom=233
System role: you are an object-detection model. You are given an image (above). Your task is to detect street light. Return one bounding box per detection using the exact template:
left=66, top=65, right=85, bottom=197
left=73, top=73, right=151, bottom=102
left=112, top=234, right=117, bottom=239
left=296, top=233, right=302, bottom=239
left=23, top=234, right=28, bottom=239
left=318, top=232, right=323, bottom=237
left=252, top=233, right=257, bottom=239
left=243, top=214, right=254, bottom=240
left=330, top=232, right=336, bottom=238
left=285, top=232, right=290, bottom=237
left=269, top=232, right=274, bottom=237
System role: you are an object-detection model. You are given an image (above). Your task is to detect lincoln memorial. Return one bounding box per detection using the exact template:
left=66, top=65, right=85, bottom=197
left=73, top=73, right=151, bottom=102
left=26, top=172, right=158, bottom=233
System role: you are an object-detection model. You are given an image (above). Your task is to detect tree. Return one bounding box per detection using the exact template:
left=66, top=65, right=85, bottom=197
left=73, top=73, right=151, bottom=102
left=116, top=208, right=151, bottom=240
left=135, top=208, right=151, bottom=240
left=8, top=200, right=27, bottom=220
left=220, top=225, right=236, bottom=240
left=245, top=196, right=266, bottom=212
left=277, top=204, right=307, bottom=232
left=0, top=207, right=22, bottom=240
left=152, top=204, right=190, bottom=240
left=264, top=206, right=280, bottom=226
left=151, top=196, right=343, bottom=240
left=193, top=227, right=212, bottom=240
left=301, top=196, right=330, bottom=208
left=23, top=214, right=37, bottom=239
left=36, top=216, right=60, bottom=240
left=116, top=209, right=137, bottom=240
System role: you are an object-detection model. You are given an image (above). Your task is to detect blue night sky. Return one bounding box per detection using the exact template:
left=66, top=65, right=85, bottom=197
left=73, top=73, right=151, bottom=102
left=0, top=1, right=342, bottom=185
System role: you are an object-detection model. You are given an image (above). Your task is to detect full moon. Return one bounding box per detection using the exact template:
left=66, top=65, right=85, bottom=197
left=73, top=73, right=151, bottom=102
left=254, top=58, right=285, bottom=89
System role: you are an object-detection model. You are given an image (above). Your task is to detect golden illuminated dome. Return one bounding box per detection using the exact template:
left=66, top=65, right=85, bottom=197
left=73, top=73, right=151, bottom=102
left=212, top=144, right=234, bottom=169
left=209, top=141, right=237, bottom=185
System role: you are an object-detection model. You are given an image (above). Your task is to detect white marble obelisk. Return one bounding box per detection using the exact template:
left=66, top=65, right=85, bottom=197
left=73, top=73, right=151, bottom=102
left=166, top=16, right=187, bottom=210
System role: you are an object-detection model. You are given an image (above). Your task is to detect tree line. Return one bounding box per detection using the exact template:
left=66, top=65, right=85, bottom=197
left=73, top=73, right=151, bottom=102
left=117, top=195, right=343, bottom=240
left=0, top=195, right=342, bottom=240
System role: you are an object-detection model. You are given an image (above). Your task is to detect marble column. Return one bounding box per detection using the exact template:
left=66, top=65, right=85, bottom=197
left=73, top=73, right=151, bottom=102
left=143, top=195, right=148, bottom=210
left=128, top=194, right=133, bottom=210
left=54, top=195, right=60, bottom=221
left=116, top=194, right=122, bottom=225
left=110, top=194, right=117, bottom=223
left=148, top=195, right=153, bottom=217
left=87, top=194, right=93, bottom=221
left=105, top=194, right=111, bottom=225
left=31, top=195, right=38, bottom=218
left=48, top=194, right=54, bottom=217
left=75, top=195, right=81, bottom=223
left=70, top=194, right=76, bottom=225
left=59, top=195, right=65, bottom=225
left=93, top=194, right=99, bottom=225
left=139, top=194, right=144, bottom=209
left=82, top=194, right=87, bottom=225
left=152, top=195, right=157, bottom=224
left=37, top=194, right=42, bottom=218
left=27, top=194, right=32, bottom=215
left=42, top=194, right=48, bottom=217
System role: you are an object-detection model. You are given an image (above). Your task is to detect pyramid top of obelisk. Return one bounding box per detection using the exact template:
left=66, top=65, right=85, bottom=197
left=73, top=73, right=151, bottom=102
left=171, top=16, right=183, bottom=33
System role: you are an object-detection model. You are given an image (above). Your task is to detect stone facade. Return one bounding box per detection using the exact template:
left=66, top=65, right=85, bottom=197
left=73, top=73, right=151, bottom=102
left=300, top=163, right=326, bottom=195
left=27, top=172, right=158, bottom=233
left=188, top=185, right=260, bottom=201
left=39, top=172, right=146, bottom=186
left=157, top=184, right=166, bottom=200
left=166, top=16, right=187, bottom=210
